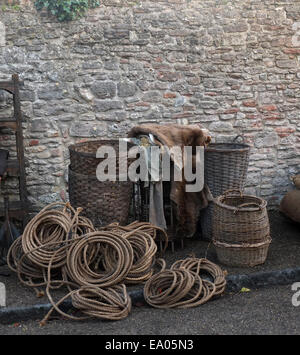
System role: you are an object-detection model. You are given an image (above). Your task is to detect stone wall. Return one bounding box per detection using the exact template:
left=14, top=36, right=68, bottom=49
left=0, top=0, right=300, bottom=209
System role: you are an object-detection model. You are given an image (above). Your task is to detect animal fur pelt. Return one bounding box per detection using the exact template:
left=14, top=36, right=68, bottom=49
left=127, top=124, right=211, bottom=237
left=128, top=124, right=211, bottom=151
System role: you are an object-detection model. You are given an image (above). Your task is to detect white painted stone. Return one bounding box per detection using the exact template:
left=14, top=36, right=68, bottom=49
left=0, top=21, right=5, bottom=47
left=0, top=282, right=6, bottom=307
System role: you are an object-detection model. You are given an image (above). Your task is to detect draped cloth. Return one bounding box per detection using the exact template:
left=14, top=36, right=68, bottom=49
left=128, top=124, right=211, bottom=238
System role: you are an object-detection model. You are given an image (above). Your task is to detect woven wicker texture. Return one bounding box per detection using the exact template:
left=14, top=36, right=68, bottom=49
left=213, top=191, right=270, bottom=244
left=213, top=238, right=271, bottom=267
left=212, top=190, right=271, bottom=267
left=200, top=142, right=250, bottom=240
left=69, top=139, right=135, bottom=176
left=68, top=167, right=132, bottom=227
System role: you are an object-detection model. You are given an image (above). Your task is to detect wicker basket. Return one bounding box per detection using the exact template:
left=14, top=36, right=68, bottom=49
left=68, top=167, right=133, bottom=227
left=213, top=238, right=271, bottom=267
left=200, top=139, right=250, bottom=240
left=69, top=139, right=135, bottom=176
left=212, top=189, right=270, bottom=244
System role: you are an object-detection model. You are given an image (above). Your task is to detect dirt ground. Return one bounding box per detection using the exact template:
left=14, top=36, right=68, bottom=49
left=0, top=210, right=299, bottom=309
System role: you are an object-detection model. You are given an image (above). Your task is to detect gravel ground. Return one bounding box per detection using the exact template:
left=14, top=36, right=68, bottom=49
left=0, top=210, right=299, bottom=310
left=0, top=284, right=299, bottom=335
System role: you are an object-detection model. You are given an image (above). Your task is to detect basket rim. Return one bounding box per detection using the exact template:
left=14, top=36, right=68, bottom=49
left=68, top=139, right=133, bottom=157
left=205, top=142, right=250, bottom=153
left=213, top=237, right=271, bottom=249
left=214, top=194, right=267, bottom=212
left=68, top=165, right=132, bottom=182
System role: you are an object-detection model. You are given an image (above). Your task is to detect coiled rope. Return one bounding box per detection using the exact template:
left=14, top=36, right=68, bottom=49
left=71, top=285, right=131, bottom=320
left=144, top=257, right=226, bottom=309
left=7, top=202, right=95, bottom=295
left=65, top=231, right=134, bottom=288
left=171, top=257, right=227, bottom=295
left=7, top=202, right=169, bottom=323
left=21, top=202, right=95, bottom=269
left=7, top=202, right=226, bottom=323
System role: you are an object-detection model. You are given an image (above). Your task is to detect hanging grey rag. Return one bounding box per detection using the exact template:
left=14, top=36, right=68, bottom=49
left=126, top=135, right=167, bottom=230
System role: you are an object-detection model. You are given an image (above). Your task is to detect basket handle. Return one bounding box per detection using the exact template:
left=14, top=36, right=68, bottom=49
left=234, top=202, right=263, bottom=214
left=223, top=189, right=243, bottom=197
left=204, top=184, right=216, bottom=202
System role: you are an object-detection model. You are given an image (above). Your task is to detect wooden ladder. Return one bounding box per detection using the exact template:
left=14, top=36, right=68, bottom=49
left=0, top=74, right=29, bottom=227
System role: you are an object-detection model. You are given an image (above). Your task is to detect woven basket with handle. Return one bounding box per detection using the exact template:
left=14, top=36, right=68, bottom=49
left=212, top=189, right=271, bottom=267
left=213, top=189, right=270, bottom=244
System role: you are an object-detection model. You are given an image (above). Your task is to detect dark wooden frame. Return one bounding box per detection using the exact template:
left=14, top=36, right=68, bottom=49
left=0, top=74, right=29, bottom=227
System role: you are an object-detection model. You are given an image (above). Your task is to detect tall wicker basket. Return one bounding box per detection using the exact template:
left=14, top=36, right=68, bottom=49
left=213, top=189, right=270, bottom=244
left=212, top=189, right=271, bottom=267
left=68, top=168, right=133, bottom=227
left=69, top=139, right=134, bottom=175
left=68, top=139, right=134, bottom=227
left=200, top=139, right=250, bottom=240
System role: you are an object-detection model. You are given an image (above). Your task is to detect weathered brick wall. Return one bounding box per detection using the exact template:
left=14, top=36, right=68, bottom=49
left=0, top=0, right=300, bottom=209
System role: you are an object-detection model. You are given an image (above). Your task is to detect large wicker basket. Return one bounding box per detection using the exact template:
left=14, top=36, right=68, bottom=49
left=213, top=238, right=271, bottom=267
left=69, top=139, right=135, bottom=176
left=212, top=189, right=271, bottom=267
left=68, top=167, right=133, bottom=227
left=212, top=189, right=270, bottom=244
left=200, top=139, right=250, bottom=240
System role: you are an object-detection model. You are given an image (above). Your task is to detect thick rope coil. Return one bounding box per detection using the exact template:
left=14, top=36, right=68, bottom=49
left=144, top=257, right=226, bottom=309
left=171, top=257, right=227, bottom=295
left=71, top=284, right=131, bottom=320
left=100, top=221, right=168, bottom=284
left=65, top=231, right=134, bottom=288
left=7, top=203, right=95, bottom=293
left=7, top=202, right=226, bottom=323
left=21, top=202, right=95, bottom=269
left=40, top=284, right=132, bottom=325
left=7, top=202, right=169, bottom=323
left=117, top=229, right=158, bottom=284
left=101, top=221, right=169, bottom=252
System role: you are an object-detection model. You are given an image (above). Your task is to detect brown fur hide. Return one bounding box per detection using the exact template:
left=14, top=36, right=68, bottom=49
left=128, top=124, right=211, bottom=150
left=128, top=124, right=211, bottom=237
